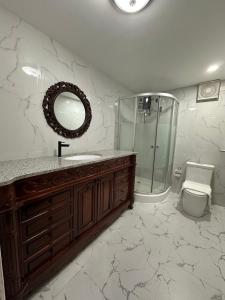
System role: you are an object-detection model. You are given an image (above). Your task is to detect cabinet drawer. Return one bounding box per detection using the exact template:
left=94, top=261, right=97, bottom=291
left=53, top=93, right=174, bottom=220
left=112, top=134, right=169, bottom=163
left=51, top=203, right=72, bottom=224
left=21, top=191, right=72, bottom=222
left=52, top=219, right=72, bottom=240
left=52, top=191, right=71, bottom=207
left=21, top=211, right=72, bottom=241
left=24, top=234, right=71, bottom=276
left=52, top=234, right=71, bottom=256
left=25, top=249, right=52, bottom=275
left=23, top=233, right=51, bottom=258
left=114, top=168, right=130, bottom=208
left=20, top=190, right=73, bottom=240
left=21, top=199, right=50, bottom=221
left=114, top=187, right=129, bottom=205
left=22, top=214, right=50, bottom=240
left=23, top=218, right=73, bottom=259
left=114, top=169, right=130, bottom=208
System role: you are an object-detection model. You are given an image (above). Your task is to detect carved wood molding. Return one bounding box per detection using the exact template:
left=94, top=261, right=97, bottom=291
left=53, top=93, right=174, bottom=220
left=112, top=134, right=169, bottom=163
left=0, top=185, right=16, bottom=212
left=42, top=81, right=92, bottom=139
left=15, top=157, right=134, bottom=199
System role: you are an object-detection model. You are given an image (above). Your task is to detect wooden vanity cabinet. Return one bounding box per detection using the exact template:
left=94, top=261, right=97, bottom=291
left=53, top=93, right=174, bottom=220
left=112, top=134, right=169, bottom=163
left=0, top=155, right=136, bottom=300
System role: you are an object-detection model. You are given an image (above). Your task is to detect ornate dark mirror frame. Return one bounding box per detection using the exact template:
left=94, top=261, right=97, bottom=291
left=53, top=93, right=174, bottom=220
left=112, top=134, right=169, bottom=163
left=43, top=81, right=92, bottom=139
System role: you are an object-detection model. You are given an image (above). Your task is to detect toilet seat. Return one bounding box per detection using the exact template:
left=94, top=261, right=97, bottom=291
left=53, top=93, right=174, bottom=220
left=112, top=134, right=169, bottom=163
left=181, top=180, right=212, bottom=208
left=184, top=188, right=206, bottom=197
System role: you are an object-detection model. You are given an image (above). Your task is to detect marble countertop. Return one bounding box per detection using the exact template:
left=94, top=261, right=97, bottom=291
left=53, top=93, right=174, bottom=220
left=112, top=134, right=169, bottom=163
left=0, top=150, right=136, bottom=187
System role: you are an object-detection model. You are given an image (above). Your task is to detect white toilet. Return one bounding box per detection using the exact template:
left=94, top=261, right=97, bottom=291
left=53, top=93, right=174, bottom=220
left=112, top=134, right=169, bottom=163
left=181, top=162, right=215, bottom=217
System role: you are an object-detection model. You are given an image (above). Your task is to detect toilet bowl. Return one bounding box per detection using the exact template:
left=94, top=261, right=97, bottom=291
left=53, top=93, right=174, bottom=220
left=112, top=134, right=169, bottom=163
left=182, top=188, right=208, bottom=217
left=181, top=162, right=214, bottom=218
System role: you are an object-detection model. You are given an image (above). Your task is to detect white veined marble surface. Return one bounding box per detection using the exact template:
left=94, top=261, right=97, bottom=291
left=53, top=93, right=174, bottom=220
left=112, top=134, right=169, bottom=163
left=171, top=83, right=225, bottom=207
left=0, top=6, right=130, bottom=162
left=28, top=192, right=225, bottom=300
left=0, top=150, right=135, bottom=186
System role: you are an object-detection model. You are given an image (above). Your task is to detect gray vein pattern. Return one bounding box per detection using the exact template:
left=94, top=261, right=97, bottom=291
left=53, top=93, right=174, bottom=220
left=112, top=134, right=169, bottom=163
left=0, top=6, right=131, bottom=162
left=28, top=193, right=225, bottom=300
left=0, top=150, right=135, bottom=186
left=171, top=82, right=225, bottom=207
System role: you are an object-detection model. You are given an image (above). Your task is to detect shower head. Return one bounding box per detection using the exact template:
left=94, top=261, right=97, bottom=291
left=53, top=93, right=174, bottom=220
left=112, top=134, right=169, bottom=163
left=137, top=96, right=151, bottom=115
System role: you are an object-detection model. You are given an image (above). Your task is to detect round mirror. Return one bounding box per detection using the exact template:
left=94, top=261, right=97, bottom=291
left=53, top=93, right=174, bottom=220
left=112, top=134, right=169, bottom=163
left=54, top=92, right=86, bottom=130
left=43, top=82, right=92, bottom=139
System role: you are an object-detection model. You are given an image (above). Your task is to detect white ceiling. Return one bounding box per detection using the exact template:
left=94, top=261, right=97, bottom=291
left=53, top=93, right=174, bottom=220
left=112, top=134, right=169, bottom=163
left=1, top=0, right=225, bottom=92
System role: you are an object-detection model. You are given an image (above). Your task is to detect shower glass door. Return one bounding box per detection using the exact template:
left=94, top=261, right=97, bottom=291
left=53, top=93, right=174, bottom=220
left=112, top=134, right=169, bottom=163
left=134, top=96, right=159, bottom=194
left=152, top=96, right=174, bottom=193
left=117, top=93, right=178, bottom=195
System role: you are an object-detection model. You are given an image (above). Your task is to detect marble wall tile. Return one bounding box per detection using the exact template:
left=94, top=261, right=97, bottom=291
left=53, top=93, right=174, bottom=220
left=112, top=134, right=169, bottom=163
left=171, top=82, right=225, bottom=206
left=0, top=5, right=131, bottom=300
left=0, top=6, right=131, bottom=161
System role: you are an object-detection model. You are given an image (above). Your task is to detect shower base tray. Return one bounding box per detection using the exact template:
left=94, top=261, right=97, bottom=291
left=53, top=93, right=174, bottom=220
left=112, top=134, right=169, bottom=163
left=135, top=186, right=171, bottom=203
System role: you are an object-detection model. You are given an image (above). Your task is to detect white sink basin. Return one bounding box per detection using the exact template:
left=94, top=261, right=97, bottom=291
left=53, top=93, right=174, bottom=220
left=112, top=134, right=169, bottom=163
left=64, top=154, right=102, bottom=161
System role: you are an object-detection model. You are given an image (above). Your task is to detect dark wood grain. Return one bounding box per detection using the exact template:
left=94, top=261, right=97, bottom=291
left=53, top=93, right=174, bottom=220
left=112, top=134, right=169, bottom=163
left=97, top=174, right=114, bottom=221
left=76, top=181, right=96, bottom=235
left=0, top=155, right=136, bottom=300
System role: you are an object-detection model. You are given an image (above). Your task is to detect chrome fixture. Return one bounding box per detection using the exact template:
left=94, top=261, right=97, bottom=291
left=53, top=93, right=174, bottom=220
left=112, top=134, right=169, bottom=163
left=137, top=96, right=152, bottom=123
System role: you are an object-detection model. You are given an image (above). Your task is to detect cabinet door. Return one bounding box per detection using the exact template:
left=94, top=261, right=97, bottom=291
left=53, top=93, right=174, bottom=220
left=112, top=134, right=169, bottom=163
left=97, top=174, right=113, bottom=221
left=76, top=181, right=97, bottom=235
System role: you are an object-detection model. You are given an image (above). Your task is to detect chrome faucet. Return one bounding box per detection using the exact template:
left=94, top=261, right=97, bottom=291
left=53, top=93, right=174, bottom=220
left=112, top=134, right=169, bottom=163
left=58, top=141, right=70, bottom=157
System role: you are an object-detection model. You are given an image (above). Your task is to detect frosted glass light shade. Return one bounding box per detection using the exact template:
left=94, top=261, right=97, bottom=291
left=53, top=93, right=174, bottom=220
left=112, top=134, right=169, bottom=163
left=112, top=0, right=151, bottom=13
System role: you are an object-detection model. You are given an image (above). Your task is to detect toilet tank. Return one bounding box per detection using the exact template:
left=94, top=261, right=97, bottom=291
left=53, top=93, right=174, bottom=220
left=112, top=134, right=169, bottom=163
left=186, top=162, right=215, bottom=185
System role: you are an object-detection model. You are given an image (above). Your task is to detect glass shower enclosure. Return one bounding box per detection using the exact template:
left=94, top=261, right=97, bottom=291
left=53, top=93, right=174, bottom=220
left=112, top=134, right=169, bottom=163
left=117, top=93, right=179, bottom=195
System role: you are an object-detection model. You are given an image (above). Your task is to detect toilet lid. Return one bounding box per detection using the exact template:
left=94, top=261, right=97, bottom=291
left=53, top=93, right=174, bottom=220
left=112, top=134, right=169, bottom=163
left=185, top=188, right=206, bottom=196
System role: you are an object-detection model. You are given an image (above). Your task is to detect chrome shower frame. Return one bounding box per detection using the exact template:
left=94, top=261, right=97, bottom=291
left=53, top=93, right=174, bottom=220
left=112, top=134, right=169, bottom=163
left=117, top=92, right=179, bottom=197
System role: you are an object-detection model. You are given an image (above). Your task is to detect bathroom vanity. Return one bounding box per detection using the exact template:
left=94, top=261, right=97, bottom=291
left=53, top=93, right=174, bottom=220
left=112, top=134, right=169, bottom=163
left=0, top=151, right=136, bottom=300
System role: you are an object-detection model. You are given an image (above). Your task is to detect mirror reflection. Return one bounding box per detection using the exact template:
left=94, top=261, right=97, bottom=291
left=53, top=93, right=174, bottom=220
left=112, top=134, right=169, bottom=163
left=54, top=92, right=86, bottom=130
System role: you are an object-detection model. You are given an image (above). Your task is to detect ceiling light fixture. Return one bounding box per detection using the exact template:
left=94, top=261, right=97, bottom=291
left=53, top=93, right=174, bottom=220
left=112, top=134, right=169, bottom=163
left=22, top=66, right=41, bottom=78
left=206, top=64, right=220, bottom=73
left=188, top=107, right=197, bottom=111
left=112, top=0, right=152, bottom=14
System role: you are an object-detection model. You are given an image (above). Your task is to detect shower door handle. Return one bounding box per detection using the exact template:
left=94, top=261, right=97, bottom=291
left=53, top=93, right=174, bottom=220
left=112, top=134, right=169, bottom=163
left=151, top=145, right=159, bottom=149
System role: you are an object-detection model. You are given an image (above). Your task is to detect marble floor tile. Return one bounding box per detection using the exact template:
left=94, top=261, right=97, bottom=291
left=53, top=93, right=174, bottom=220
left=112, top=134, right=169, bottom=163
left=28, top=192, right=225, bottom=300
